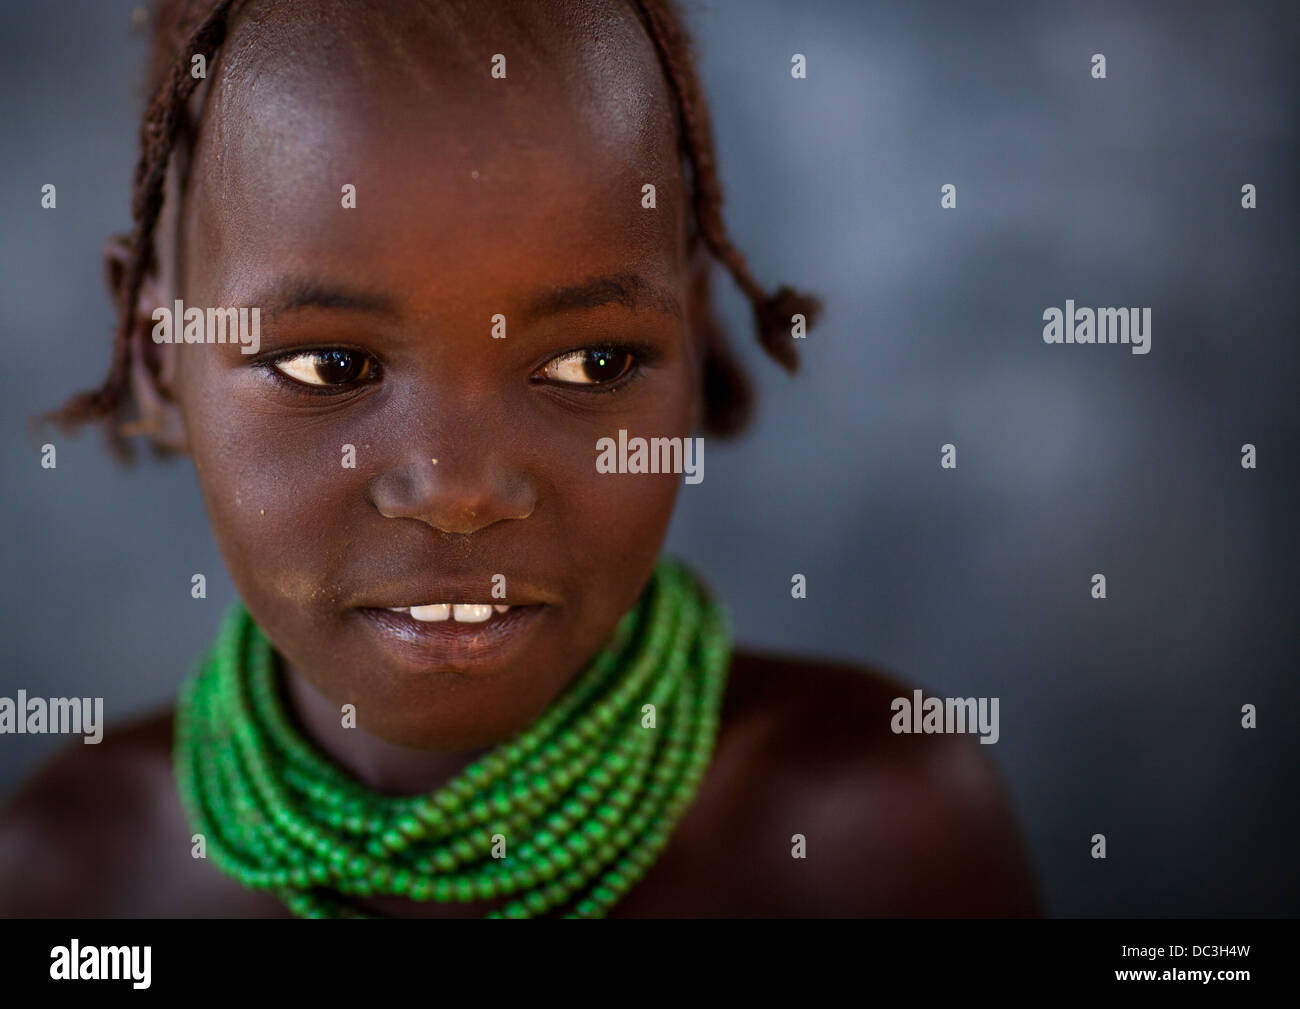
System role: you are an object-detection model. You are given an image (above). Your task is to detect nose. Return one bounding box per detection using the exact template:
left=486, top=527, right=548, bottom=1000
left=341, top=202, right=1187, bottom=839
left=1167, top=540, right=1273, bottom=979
left=368, top=450, right=536, bottom=535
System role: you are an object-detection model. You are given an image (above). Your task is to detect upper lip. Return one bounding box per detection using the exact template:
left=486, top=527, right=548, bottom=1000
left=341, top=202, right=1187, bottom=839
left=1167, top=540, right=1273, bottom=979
left=356, top=578, right=553, bottom=610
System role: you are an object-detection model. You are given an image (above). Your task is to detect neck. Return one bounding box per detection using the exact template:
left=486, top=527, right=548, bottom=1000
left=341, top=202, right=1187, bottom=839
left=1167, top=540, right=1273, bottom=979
left=279, top=661, right=493, bottom=795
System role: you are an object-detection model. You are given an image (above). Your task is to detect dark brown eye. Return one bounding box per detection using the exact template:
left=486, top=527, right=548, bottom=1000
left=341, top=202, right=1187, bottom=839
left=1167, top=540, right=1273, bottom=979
left=538, top=348, right=634, bottom=385
left=273, top=350, right=374, bottom=386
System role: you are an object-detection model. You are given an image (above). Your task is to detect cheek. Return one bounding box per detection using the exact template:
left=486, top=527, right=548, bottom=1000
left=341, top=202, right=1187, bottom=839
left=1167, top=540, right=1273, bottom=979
left=569, top=468, right=680, bottom=568
left=531, top=386, right=692, bottom=618
left=178, top=363, right=363, bottom=617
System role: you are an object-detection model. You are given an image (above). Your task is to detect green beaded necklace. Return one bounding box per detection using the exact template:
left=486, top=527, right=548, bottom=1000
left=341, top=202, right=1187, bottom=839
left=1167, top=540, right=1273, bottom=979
left=174, top=558, right=731, bottom=918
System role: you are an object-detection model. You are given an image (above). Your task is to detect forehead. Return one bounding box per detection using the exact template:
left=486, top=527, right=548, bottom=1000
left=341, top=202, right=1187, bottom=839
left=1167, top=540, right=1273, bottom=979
left=181, top=0, right=686, bottom=308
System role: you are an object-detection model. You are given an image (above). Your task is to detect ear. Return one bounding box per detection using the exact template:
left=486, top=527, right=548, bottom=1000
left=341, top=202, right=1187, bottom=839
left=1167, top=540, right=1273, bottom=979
left=683, top=237, right=713, bottom=433
left=681, top=235, right=754, bottom=438
left=103, top=234, right=189, bottom=453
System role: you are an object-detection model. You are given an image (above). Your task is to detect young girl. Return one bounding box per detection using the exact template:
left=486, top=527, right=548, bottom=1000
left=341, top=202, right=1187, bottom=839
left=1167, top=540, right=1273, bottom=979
left=1, top=0, right=1039, bottom=917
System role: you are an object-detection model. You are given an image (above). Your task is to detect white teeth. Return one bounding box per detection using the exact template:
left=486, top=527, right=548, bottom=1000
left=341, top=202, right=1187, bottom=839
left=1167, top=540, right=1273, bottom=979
left=389, top=603, right=512, bottom=621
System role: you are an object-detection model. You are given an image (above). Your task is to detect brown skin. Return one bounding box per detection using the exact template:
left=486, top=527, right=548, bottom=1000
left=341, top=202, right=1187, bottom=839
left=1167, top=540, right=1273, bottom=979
left=173, top=0, right=696, bottom=758
left=0, top=655, right=1039, bottom=917
left=0, top=0, right=1040, bottom=916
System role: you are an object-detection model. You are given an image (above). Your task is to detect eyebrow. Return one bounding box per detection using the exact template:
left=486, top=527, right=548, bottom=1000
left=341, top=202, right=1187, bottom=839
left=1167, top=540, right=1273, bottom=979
left=525, top=272, right=682, bottom=322
left=252, top=271, right=682, bottom=322
left=255, top=278, right=400, bottom=320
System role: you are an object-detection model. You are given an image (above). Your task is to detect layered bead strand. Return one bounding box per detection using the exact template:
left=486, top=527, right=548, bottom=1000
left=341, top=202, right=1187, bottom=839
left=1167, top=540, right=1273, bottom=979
left=174, top=559, right=731, bottom=918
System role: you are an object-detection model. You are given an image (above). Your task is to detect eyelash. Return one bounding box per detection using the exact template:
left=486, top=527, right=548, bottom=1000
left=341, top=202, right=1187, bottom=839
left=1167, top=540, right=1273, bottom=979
left=531, top=342, right=656, bottom=395
left=259, top=342, right=656, bottom=396
left=258, top=348, right=383, bottom=398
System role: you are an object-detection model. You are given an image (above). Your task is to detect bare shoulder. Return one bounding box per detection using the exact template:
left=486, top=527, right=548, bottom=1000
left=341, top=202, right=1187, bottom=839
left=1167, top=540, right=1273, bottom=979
left=0, top=658, right=1042, bottom=918
left=0, top=705, right=190, bottom=916
left=669, top=648, right=1042, bottom=917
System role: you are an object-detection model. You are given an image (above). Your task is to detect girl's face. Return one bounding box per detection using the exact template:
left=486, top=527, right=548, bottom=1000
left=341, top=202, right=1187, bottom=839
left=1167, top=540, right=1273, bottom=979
left=158, top=1, right=700, bottom=749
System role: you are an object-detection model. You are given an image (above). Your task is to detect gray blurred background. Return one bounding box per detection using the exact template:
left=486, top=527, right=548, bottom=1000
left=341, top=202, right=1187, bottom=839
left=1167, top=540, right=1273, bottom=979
left=2, top=0, right=1296, bottom=916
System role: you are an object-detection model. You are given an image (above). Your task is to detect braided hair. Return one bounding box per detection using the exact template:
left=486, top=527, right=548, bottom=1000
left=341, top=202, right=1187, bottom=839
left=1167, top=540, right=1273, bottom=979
left=49, top=0, right=823, bottom=456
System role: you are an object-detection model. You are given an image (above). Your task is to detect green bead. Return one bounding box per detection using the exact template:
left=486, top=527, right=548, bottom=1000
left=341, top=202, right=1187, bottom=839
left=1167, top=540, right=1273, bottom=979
left=525, top=890, right=549, bottom=915
left=172, top=558, right=731, bottom=919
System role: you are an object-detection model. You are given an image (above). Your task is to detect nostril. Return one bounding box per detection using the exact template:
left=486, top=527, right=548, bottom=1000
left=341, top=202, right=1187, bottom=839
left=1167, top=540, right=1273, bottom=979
left=366, top=460, right=533, bottom=533
left=368, top=451, right=536, bottom=533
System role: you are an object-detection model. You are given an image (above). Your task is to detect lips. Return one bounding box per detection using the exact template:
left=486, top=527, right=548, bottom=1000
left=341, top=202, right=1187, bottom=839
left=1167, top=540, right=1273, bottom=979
left=354, top=602, right=550, bottom=674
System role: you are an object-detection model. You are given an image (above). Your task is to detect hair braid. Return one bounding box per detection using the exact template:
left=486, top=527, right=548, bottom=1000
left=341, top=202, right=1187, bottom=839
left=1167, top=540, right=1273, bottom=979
left=630, top=0, right=823, bottom=373
left=45, top=0, right=238, bottom=454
